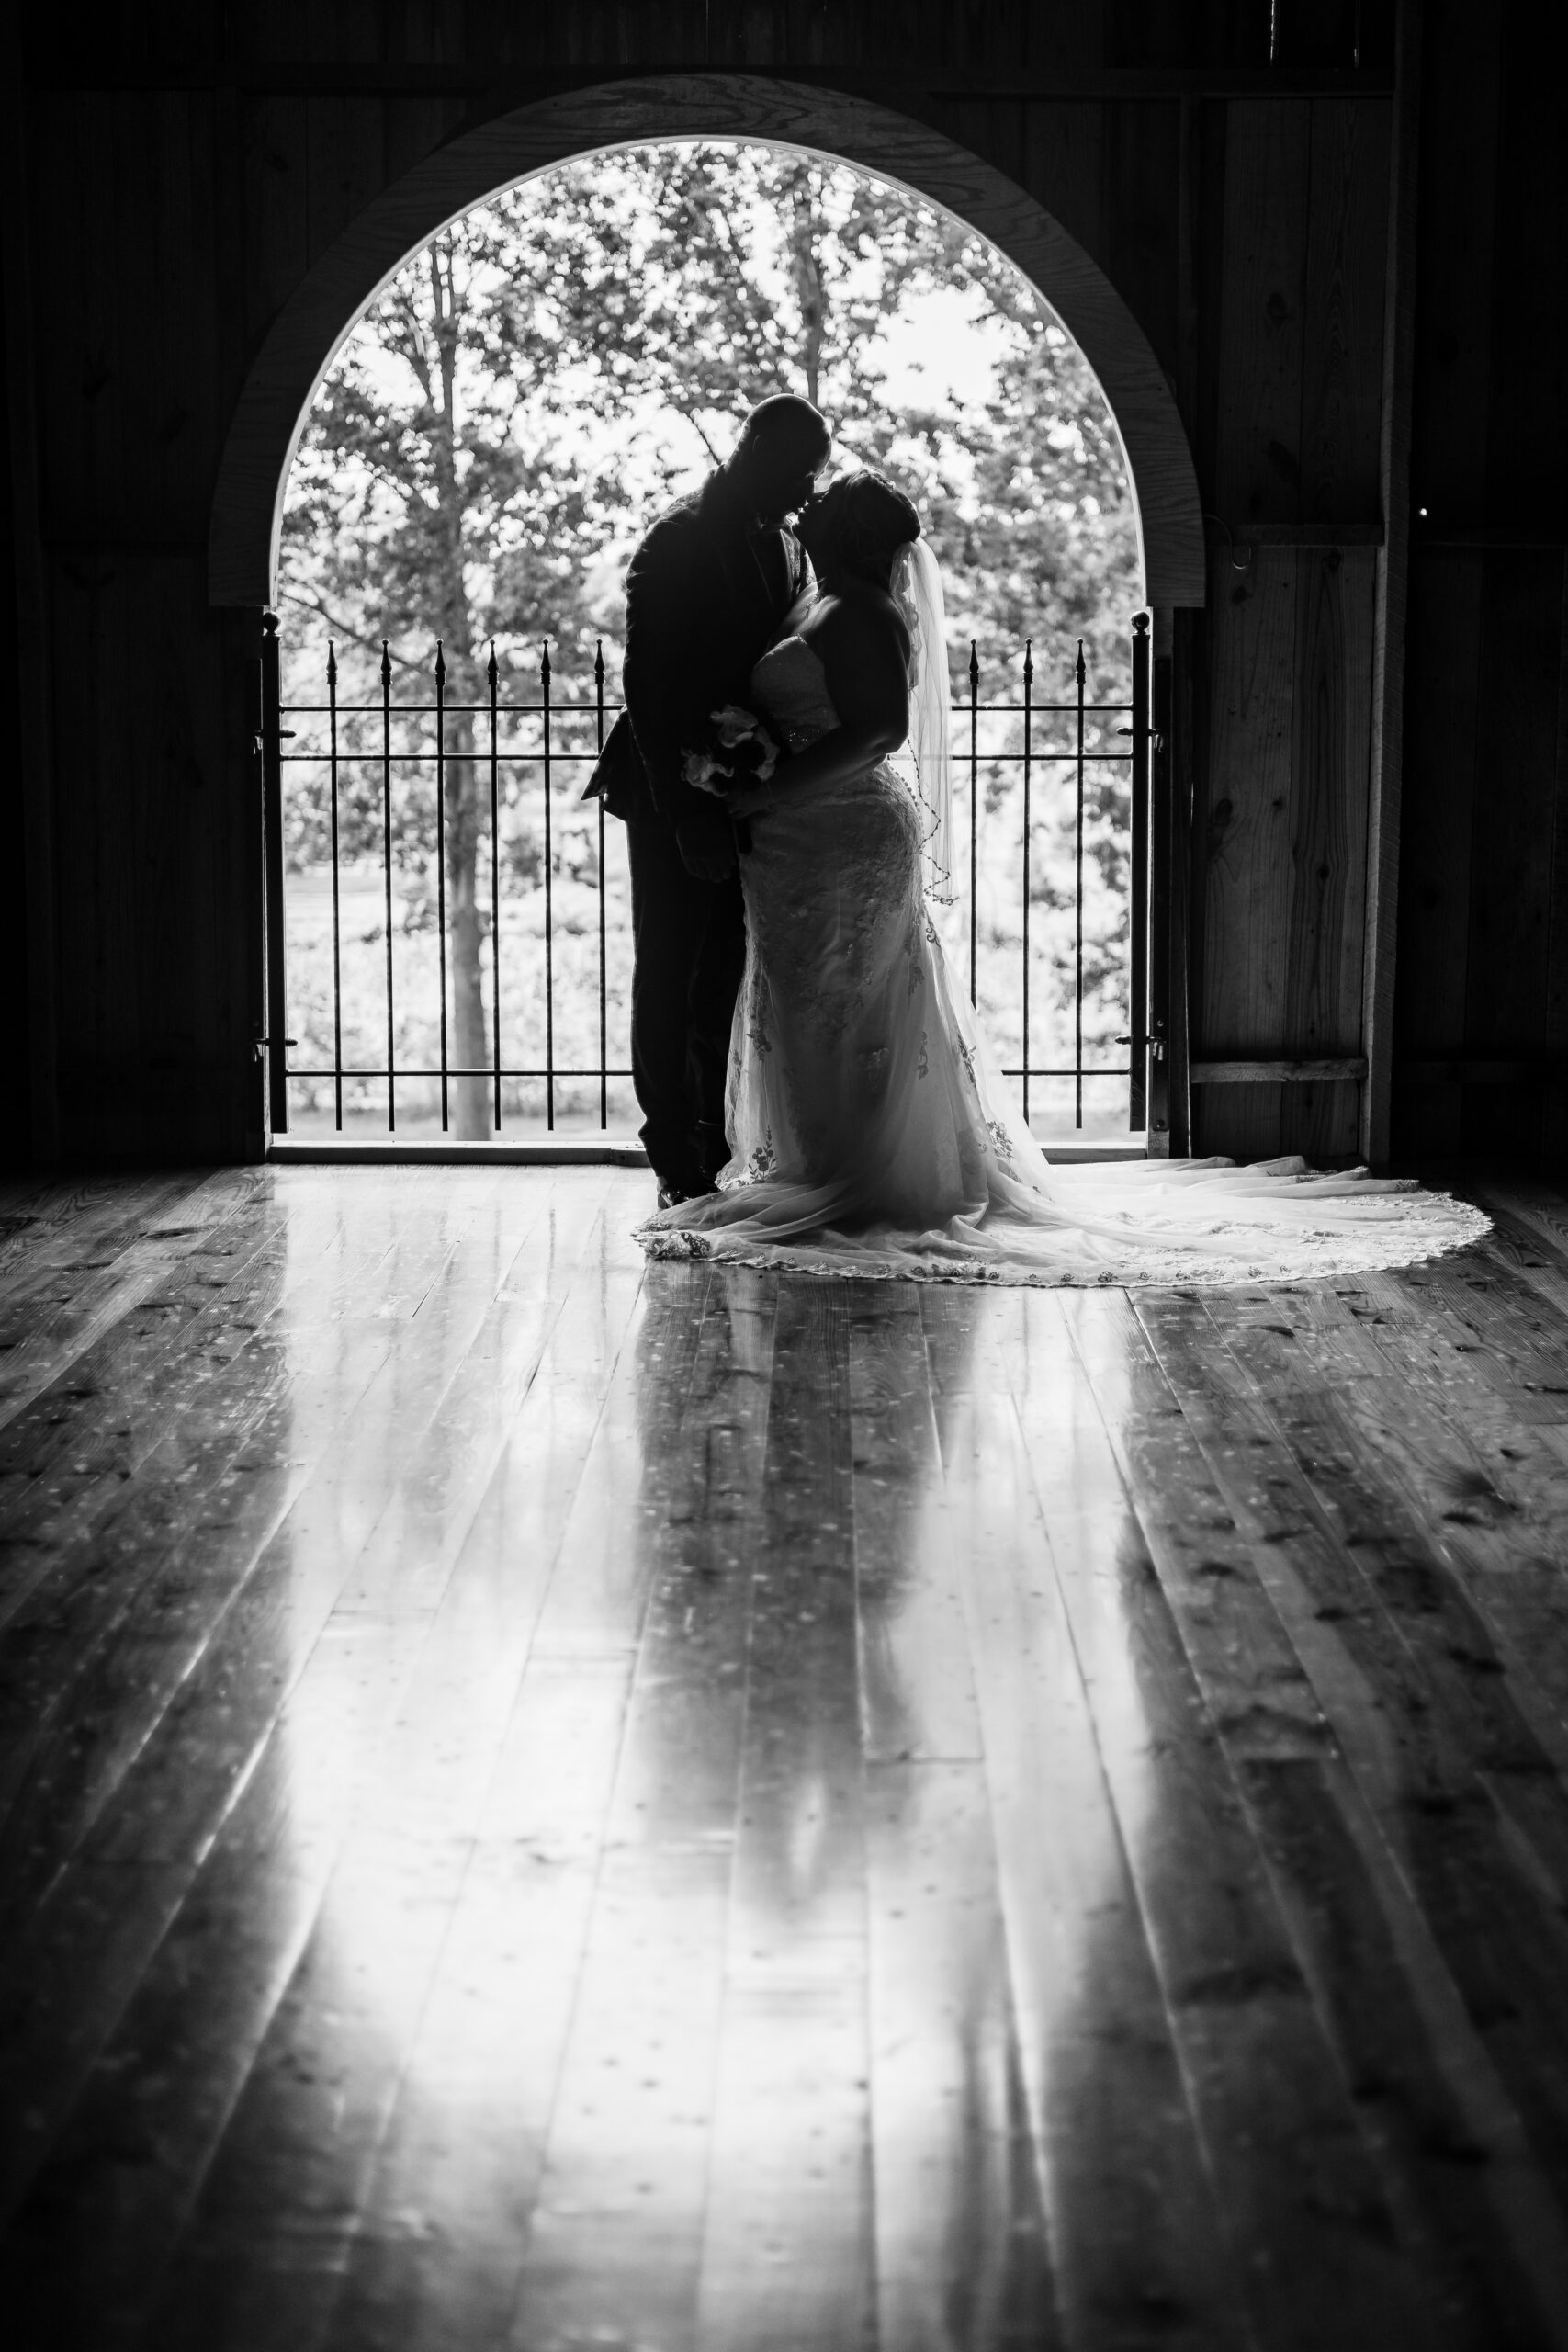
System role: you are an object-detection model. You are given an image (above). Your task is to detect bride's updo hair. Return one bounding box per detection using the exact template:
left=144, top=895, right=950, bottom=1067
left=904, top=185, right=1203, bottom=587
left=812, top=469, right=921, bottom=584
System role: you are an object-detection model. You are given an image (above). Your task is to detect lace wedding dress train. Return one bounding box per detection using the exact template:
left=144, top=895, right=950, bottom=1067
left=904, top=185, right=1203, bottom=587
left=638, top=636, right=1487, bottom=1287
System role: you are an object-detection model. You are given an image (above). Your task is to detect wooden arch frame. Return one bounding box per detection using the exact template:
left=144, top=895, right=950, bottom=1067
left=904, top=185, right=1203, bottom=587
left=208, top=74, right=1204, bottom=609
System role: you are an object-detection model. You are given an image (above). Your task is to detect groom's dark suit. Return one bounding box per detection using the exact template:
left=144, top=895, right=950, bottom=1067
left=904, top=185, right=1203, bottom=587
left=586, top=468, right=808, bottom=1191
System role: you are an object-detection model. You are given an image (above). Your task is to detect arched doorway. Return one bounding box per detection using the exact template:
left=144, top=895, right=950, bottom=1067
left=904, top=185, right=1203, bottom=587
left=210, top=76, right=1201, bottom=611
left=213, top=78, right=1202, bottom=1152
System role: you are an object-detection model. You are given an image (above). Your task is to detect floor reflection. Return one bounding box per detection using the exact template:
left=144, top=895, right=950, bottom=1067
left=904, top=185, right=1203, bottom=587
left=269, top=1202, right=1143, bottom=2345
left=8, top=1169, right=1563, bottom=2347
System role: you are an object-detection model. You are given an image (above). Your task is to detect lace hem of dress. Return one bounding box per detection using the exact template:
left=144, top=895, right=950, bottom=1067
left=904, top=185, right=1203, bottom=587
left=636, top=1192, right=1492, bottom=1289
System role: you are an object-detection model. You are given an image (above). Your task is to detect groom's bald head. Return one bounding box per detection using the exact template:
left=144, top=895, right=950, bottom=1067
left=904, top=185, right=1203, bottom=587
left=730, top=395, right=831, bottom=523
left=738, top=394, right=830, bottom=459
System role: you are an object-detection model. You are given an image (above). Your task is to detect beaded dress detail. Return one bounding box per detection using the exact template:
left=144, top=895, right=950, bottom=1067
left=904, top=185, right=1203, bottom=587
left=640, top=636, right=1487, bottom=1285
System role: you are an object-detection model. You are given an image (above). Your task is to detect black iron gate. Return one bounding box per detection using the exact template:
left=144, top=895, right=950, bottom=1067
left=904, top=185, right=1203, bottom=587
left=257, top=611, right=1156, bottom=1143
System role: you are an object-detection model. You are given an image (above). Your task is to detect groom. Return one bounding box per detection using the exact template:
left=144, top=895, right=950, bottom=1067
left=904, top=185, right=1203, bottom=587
left=587, top=395, right=830, bottom=1205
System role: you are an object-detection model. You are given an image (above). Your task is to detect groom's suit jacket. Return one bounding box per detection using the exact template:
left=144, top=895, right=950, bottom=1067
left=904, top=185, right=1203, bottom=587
left=584, top=469, right=808, bottom=837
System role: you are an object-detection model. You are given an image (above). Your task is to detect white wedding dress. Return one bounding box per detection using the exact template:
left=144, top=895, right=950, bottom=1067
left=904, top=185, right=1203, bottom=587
left=639, top=632, right=1487, bottom=1286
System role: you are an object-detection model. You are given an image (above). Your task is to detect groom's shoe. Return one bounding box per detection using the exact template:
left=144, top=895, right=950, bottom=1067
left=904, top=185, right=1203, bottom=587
left=692, top=1122, right=730, bottom=1190
left=655, top=1175, right=721, bottom=1212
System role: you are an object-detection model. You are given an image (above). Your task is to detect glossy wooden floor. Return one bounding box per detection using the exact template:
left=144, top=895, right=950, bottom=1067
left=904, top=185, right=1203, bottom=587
left=4, top=1167, right=1568, bottom=2350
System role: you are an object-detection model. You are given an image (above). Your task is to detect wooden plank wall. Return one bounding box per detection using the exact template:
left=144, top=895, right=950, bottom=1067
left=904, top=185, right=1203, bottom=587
left=20, top=82, right=257, bottom=1164
left=0, top=215, right=35, bottom=1170
left=1393, top=0, right=1568, bottom=1163
left=1186, top=95, right=1390, bottom=1162
left=9, top=0, right=1552, bottom=1170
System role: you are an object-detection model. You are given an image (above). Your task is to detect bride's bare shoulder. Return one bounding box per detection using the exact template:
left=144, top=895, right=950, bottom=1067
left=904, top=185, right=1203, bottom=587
left=803, top=584, right=910, bottom=669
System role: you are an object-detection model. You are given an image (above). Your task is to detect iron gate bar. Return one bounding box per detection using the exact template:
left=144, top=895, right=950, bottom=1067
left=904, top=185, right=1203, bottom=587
left=379, top=640, right=395, bottom=1133
left=1148, top=639, right=1174, bottom=1146
left=278, top=703, right=1129, bottom=721
left=542, top=642, right=555, bottom=1131
left=269, top=624, right=1148, bottom=1139
left=1128, top=614, right=1151, bottom=1131
left=595, top=641, right=608, bottom=1132
left=288, top=1066, right=635, bottom=1079
left=968, top=641, right=979, bottom=1005
left=1075, top=638, right=1086, bottom=1133
left=327, top=640, right=344, bottom=1134
left=259, top=612, right=288, bottom=1136
left=1021, top=639, right=1032, bottom=1125
left=434, top=641, right=449, bottom=1133
left=488, top=643, right=502, bottom=1135
left=286, top=1061, right=1124, bottom=1079
left=282, top=743, right=1130, bottom=758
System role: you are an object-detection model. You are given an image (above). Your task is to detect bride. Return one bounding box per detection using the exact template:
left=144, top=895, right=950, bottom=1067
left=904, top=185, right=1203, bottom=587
left=638, top=470, right=1486, bottom=1286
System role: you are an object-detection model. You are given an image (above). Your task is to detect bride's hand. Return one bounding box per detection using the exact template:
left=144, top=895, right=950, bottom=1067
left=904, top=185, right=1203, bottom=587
left=726, top=781, right=772, bottom=820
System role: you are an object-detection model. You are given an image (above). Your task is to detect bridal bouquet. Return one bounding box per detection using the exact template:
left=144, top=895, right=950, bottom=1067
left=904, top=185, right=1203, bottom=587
left=681, top=705, right=782, bottom=798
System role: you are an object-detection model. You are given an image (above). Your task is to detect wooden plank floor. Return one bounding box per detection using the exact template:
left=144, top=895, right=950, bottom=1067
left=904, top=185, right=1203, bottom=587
left=2, top=1165, right=1568, bottom=2350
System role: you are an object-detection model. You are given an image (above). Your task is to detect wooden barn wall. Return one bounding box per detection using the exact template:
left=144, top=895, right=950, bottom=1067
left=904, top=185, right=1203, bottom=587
left=0, top=216, right=34, bottom=1171
left=1188, top=94, right=1390, bottom=1161
left=1393, top=0, right=1568, bottom=1162
left=10, top=0, right=1552, bottom=1170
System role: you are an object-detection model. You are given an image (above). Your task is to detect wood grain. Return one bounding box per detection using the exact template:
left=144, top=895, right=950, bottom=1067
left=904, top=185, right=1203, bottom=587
left=1281, top=547, right=1374, bottom=1159
left=11, top=0, right=1566, bottom=1195
left=1462, top=553, right=1565, bottom=1159
left=1197, top=546, right=1299, bottom=1164
left=1301, top=101, right=1390, bottom=526
left=1213, top=98, right=1310, bottom=525
left=1393, top=553, right=1483, bottom=1157
left=3, top=1169, right=1568, bottom=2346
left=1360, top=0, right=1421, bottom=1167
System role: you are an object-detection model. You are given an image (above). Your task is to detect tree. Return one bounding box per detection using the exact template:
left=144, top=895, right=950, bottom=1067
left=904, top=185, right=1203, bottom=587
left=279, top=143, right=1140, bottom=1135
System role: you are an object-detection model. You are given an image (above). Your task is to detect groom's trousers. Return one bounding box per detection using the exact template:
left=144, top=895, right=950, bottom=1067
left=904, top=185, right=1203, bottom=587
left=626, top=817, right=747, bottom=1190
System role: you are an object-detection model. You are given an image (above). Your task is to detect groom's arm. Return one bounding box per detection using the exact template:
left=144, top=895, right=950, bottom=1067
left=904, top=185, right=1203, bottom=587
left=620, top=517, right=690, bottom=799
left=621, top=515, right=735, bottom=871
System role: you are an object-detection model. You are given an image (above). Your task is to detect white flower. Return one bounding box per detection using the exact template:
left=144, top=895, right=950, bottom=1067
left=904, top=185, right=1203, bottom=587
left=682, top=748, right=726, bottom=792
left=710, top=705, right=757, bottom=749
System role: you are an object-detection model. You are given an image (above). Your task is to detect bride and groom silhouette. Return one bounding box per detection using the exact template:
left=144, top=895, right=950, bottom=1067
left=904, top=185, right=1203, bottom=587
left=587, top=398, right=1484, bottom=1286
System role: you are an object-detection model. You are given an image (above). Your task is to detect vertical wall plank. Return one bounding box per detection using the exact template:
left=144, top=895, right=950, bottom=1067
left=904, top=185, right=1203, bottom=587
left=1280, top=548, right=1374, bottom=1161
left=1199, top=97, right=1308, bottom=1159
left=1393, top=554, right=1483, bottom=1157
left=1390, top=0, right=1568, bottom=1162
left=305, top=96, right=386, bottom=269
left=1543, top=574, right=1568, bottom=1159
left=1360, top=0, right=1420, bottom=1167
left=1200, top=556, right=1298, bottom=1025
left=2, top=82, right=56, bottom=1163
left=1285, top=550, right=1373, bottom=1061
left=1108, top=100, right=1182, bottom=383
left=242, top=97, right=313, bottom=359
left=1019, top=101, right=1110, bottom=272
left=1194, top=545, right=1296, bottom=1161
left=1483, top=8, right=1567, bottom=535
left=1301, top=101, right=1390, bottom=526
left=1213, top=99, right=1311, bottom=525
left=1407, top=2, right=1499, bottom=529
left=1199, top=92, right=1387, bottom=1162
left=1391, top=0, right=1495, bottom=1159
left=1461, top=554, right=1564, bottom=1159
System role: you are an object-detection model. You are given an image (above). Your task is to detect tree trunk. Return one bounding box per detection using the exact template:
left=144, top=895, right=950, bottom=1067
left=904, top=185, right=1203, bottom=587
left=790, top=179, right=826, bottom=407
left=426, top=241, right=491, bottom=1138
left=445, top=695, right=491, bottom=1138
